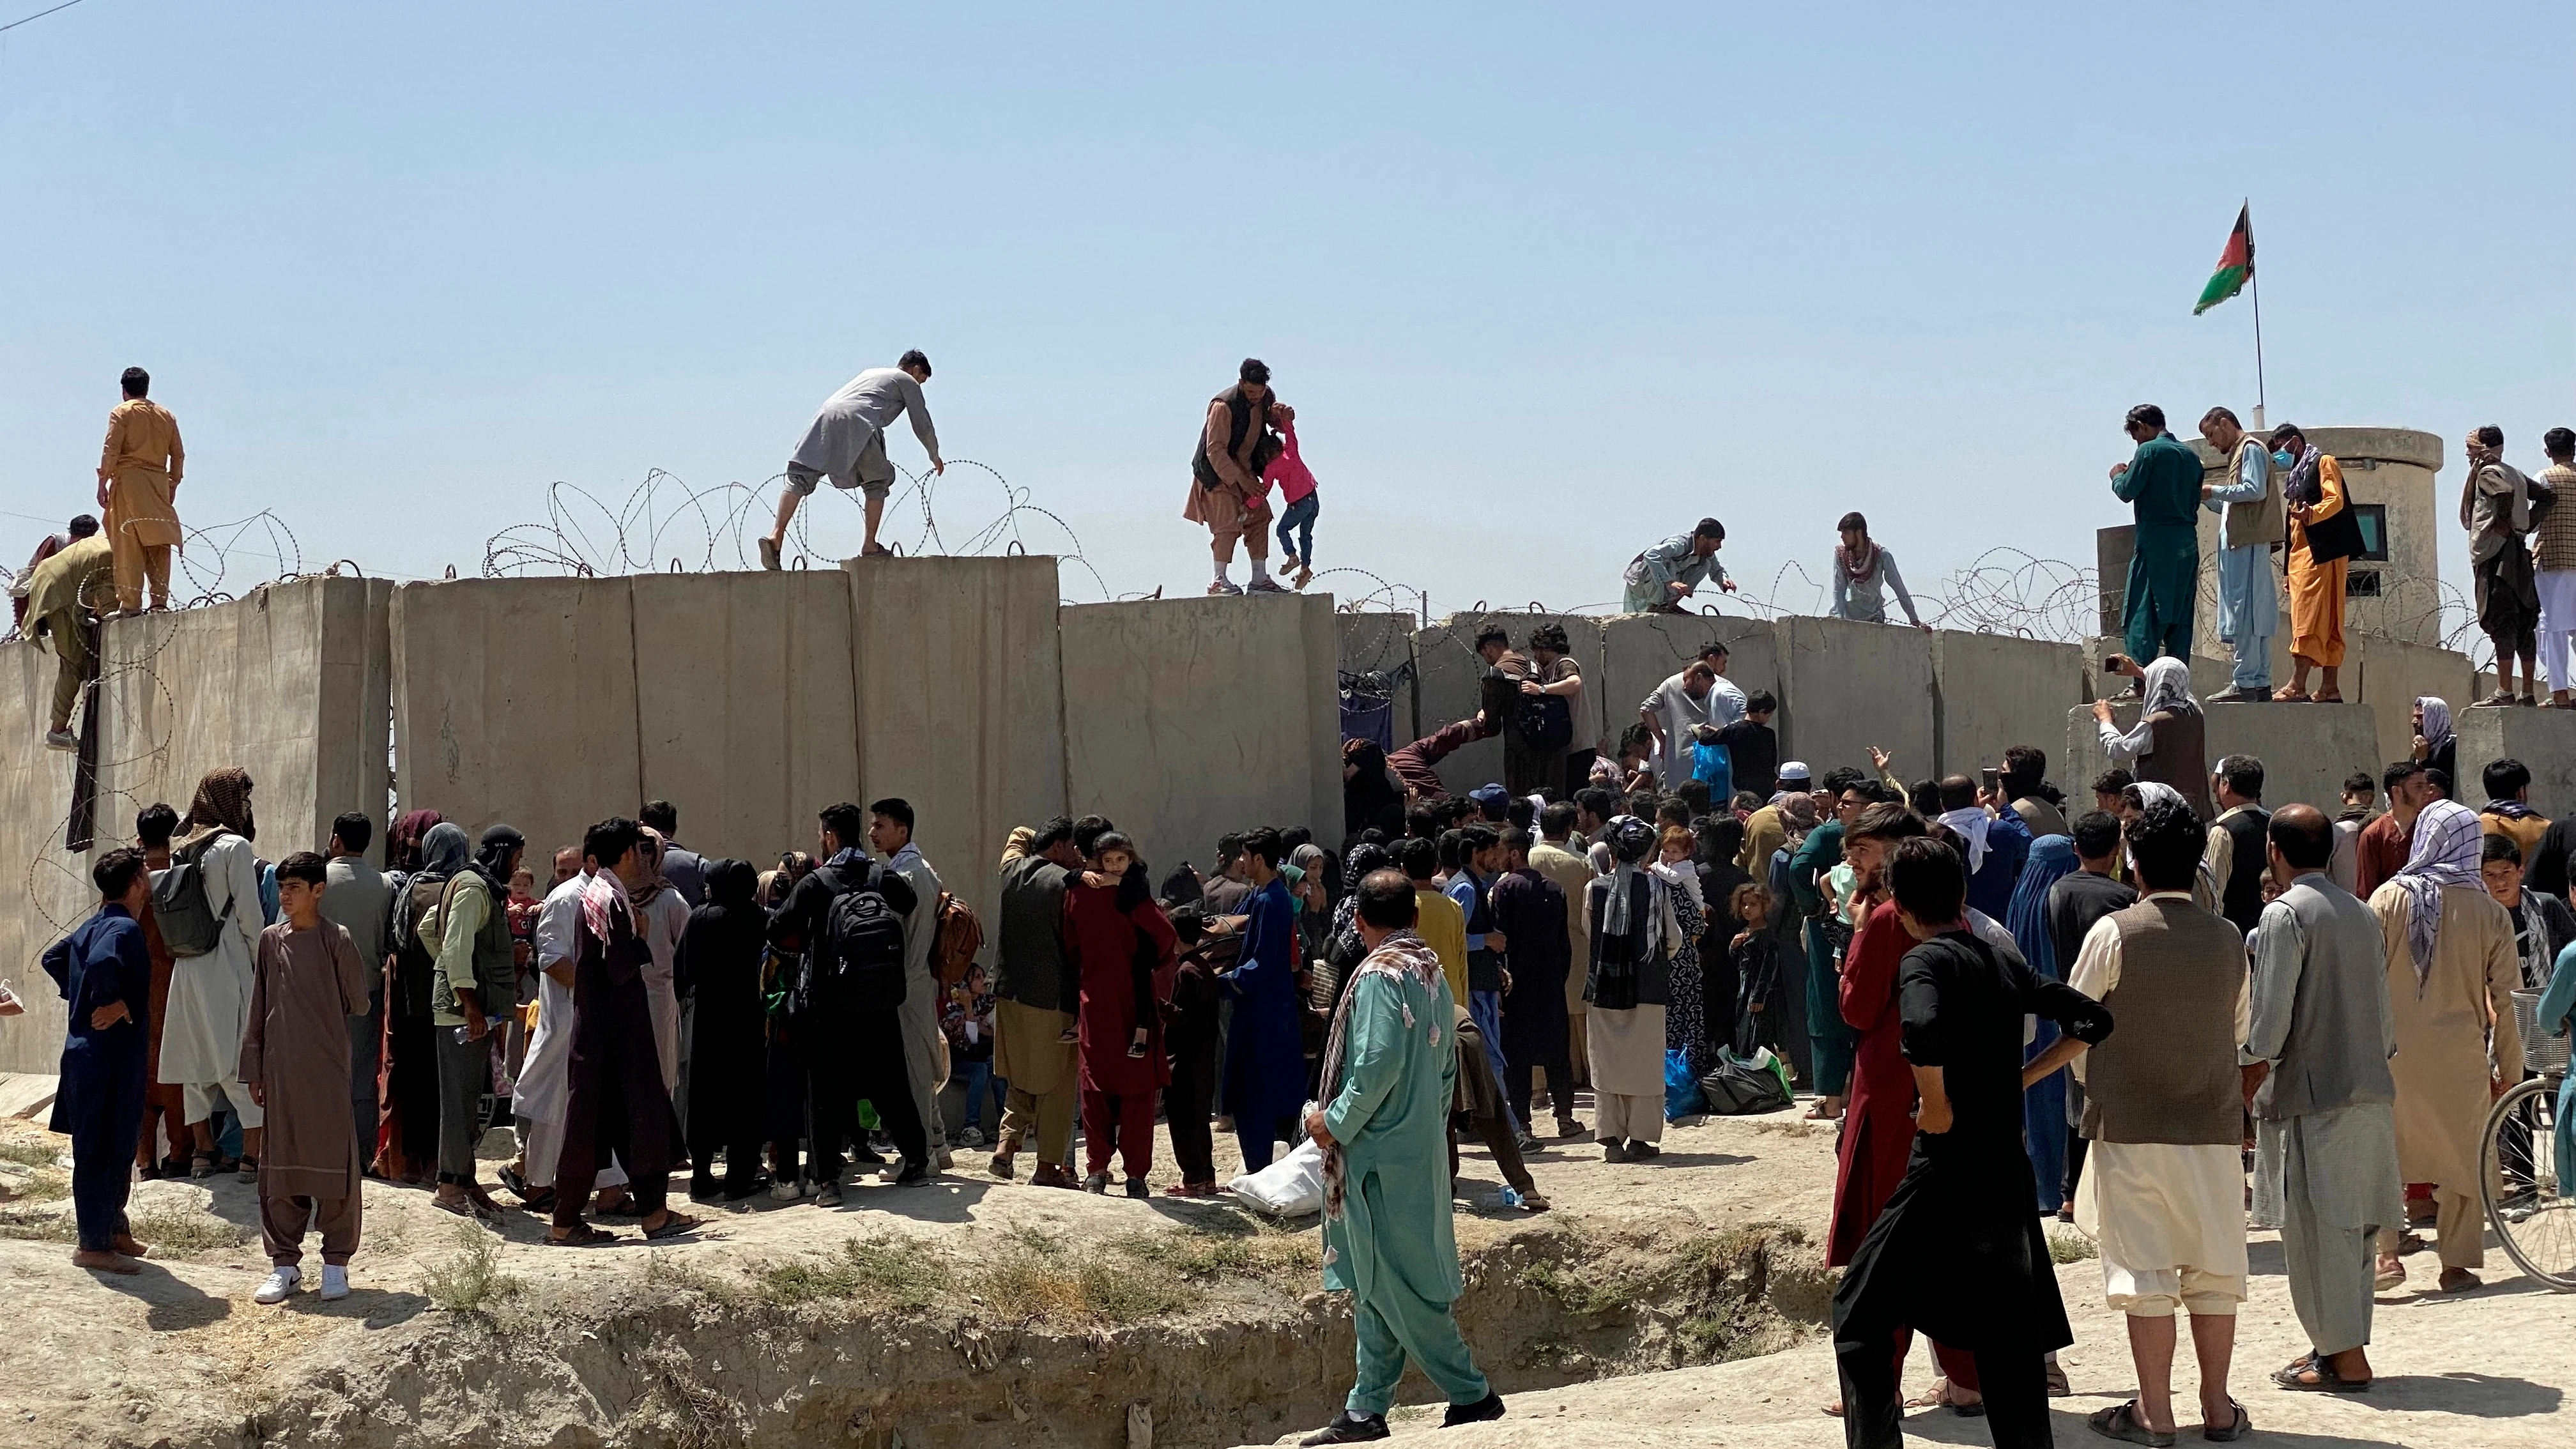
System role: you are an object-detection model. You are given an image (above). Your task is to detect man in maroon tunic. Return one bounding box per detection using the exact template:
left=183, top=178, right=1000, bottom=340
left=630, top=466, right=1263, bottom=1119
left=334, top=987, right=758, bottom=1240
left=548, top=817, right=698, bottom=1245
left=1064, top=833, right=1177, bottom=1197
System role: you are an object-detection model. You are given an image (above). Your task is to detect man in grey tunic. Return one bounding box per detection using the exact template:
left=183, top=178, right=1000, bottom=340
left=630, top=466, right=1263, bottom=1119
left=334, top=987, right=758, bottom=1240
left=765, top=350, right=946, bottom=568
left=2245, top=804, right=2401, bottom=1393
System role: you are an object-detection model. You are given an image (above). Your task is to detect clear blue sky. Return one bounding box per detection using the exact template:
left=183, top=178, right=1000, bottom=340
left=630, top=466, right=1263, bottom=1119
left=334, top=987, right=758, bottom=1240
left=4, top=1, right=2568, bottom=621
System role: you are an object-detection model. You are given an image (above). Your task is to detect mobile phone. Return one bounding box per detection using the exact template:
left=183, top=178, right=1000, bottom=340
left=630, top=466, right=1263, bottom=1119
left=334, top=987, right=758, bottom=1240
left=1980, top=767, right=2002, bottom=793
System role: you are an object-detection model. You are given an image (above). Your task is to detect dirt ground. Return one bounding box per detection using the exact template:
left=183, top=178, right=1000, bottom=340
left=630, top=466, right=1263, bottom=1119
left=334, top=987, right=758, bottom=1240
left=1, top=1096, right=2568, bottom=1449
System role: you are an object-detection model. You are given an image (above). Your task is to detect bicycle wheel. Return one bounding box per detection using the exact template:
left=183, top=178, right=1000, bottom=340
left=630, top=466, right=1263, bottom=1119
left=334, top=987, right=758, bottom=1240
left=2481, top=1077, right=2576, bottom=1291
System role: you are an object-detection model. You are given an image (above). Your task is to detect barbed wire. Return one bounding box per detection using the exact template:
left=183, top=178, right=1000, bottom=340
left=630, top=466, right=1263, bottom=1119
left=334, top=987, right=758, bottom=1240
left=479, top=461, right=1116, bottom=601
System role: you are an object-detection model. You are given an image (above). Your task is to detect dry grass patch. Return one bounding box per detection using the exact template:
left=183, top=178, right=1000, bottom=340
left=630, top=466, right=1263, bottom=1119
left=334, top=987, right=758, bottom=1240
left=422, top=1224, right=523, bottom=1316
left=2046, top=1227, right=2098, bottom=1264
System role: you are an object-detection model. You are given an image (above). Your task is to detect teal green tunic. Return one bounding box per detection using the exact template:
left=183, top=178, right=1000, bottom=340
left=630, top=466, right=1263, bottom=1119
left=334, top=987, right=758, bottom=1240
left=1322, top=966, right=1462, bottom=1305
left=2114, top=433, right=2203, bottom=663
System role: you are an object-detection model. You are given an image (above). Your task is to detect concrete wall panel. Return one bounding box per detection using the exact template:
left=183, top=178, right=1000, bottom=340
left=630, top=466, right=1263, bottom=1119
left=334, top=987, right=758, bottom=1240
left=1413, top=612, right=1609, bottom=797
left=4, top=578, right=390, bottom=1073
left=847, top=558, right=1068, bottom=928
left=1061, top=594, right=1339, bottom=880
left=0, top=640, right=100, bottom=1073
left=2064, top=701, right=2379, bottom=816
left=631, top=572, right=863, bottom=872
left=1775, top=616, right=1935, bottom=785
left=2458, top=707, right=2576, bottom=821
left=393, top=577, right=643, bottom=868
left=2349, top=635, right=2477, bottom=776
left=1598, top=613, right=1782, bottom=767
left=1933, top=632, right=2089, bottom=780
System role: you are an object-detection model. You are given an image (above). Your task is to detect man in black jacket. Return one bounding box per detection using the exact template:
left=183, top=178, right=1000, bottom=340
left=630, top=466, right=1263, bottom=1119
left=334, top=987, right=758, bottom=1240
left=766, top=802, right=928, bottom=1202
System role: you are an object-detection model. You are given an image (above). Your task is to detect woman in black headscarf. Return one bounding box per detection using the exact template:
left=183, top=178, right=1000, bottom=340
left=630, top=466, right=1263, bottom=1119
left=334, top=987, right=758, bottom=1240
left=1342, top=739, right=1407, bottom=843
left=676, top=859, right=769, bottom=1200
left=379, top=822, right=471, bottom=1183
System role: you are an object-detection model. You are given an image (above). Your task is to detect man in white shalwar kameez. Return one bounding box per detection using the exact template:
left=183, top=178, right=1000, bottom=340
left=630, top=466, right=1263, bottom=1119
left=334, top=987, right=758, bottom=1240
left=504, top=859, right=624, bottom=1205
left=157, top=769, right=268, bottom=1174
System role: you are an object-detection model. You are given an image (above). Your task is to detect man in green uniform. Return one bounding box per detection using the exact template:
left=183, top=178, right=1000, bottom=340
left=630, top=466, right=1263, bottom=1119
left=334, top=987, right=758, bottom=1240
left=1300, top=869, right=1505, bottom=1444
left=2110, top=403, right=2204, bottom=670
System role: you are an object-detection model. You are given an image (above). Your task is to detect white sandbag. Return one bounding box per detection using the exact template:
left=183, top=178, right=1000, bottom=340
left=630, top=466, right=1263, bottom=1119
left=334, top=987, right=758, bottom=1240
left=1227, top=1136, right=1326, bottom=1217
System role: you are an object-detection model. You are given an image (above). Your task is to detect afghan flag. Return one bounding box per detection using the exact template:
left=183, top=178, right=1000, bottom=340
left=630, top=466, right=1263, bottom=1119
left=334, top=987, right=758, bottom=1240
left=2193, top=204, right=2253, bottom=314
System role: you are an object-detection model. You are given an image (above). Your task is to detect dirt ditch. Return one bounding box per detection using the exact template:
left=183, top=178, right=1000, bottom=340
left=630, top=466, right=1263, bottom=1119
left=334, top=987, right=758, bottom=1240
left=217, top=1209, right=1824, bottom=1449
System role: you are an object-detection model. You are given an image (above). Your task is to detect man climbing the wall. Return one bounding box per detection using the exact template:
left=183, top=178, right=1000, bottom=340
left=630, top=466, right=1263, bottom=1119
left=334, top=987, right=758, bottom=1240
left=765, top=351, right=945, bottom=569
left=22, top=517, right=111, bottom=750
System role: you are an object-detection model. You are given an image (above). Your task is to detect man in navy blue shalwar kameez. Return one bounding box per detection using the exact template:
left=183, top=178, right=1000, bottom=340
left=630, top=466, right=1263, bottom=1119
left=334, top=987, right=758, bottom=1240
left=43, top=848, right=158, bottom=1273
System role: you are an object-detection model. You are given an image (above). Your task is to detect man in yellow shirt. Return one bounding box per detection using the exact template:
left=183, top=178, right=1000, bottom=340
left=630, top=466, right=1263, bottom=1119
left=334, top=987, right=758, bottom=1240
left=96, top=367, right=185, bottom=615
left=1397, top=838, right=1469, bottom=1005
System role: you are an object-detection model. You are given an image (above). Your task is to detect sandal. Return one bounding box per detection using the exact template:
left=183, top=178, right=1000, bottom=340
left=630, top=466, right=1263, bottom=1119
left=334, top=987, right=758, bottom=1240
left=2270, top=687, right=2312, bottom=703
left=235, top=1156, right=259, bottom=1183
left=2481, top=691, right=2517, bottom=708
left=2200, top=1400, right=2251, bottom=1443
left=2087, top=1401, right=2175, bottom=1446
left=2045, top=1360, right=2071, bottom=1397
left=2272, top=1354, right=2369, bottom=1393
left=2311, top=692, right=2344, bottom=703
left=546, top=1224, right=616, bottom=1247
left=641, top=1211, right=703, bottom=1241
left=190, top=1153, right=218, bottom=1179
left=2373, top=1260, right=2405, bottom=1290
left=1906, top=1378, right=1984, bottom=1418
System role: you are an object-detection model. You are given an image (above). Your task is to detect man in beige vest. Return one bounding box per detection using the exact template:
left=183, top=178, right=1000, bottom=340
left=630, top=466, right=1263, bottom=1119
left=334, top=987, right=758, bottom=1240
left=2059, top=793, right=2251, bottom=1443
left=2198, top=406, right=2280, bottom=703
left=1525, top=802, right=1598, bottom=1125
left=96, top=367, right=185, bottom=615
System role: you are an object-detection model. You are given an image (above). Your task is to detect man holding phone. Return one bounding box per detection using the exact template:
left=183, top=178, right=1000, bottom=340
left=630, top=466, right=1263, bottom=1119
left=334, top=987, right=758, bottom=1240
left=2109, top=404, right=2204, bottom=675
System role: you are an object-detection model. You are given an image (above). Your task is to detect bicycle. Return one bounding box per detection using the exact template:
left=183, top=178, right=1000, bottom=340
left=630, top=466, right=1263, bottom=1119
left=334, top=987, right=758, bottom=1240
left=2478, top=988, right=2575, bottom=1291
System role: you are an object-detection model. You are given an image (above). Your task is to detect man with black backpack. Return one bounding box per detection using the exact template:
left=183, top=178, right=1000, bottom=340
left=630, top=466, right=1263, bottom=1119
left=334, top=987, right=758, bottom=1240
left=767, top=802, right=931, bottom=1200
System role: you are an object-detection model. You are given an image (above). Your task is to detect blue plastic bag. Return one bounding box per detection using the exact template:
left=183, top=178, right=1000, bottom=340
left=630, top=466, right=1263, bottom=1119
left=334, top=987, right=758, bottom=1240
left=1664, top=1047, right=1706, bottom=1121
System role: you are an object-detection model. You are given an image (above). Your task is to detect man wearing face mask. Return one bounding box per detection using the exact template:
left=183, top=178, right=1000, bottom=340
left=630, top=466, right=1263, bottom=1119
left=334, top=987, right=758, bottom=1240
left=2270, top=424, right=2360, bottom=703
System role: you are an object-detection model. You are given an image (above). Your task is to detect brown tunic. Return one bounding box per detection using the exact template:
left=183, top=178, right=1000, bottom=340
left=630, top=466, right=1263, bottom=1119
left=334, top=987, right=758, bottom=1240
left=240, top=921, right=371, bottom=1200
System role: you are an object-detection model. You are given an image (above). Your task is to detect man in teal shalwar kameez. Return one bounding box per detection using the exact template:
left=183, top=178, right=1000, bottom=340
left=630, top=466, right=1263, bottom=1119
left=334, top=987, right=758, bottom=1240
left=1300, top=870, right=1505, bottom=1445
left=2110, top=403, right=2204, bottom=669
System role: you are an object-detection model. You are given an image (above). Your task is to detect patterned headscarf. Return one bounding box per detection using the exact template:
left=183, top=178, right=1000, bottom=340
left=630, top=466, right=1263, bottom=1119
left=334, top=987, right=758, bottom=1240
left=2414, top=696, right=2455, bottom=758
left=1316, top=929, right=1446, bottom=1225
left=2140, top=657, right=2198, bottom=718
left=179, top=767, right=256, bottom=845
left=631, top=827, right=674, bottom=911
left=2393, top=799, right=2483, bottom=993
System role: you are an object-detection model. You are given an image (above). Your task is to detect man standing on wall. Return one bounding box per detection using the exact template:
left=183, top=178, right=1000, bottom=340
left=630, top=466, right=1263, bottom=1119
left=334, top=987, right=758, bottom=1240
left=2463, top=425, right=2542, bottom=706
left=1184, top=358, right=1292, bottom=596
left=2533, top=427, right=2576, bottom=708
left=96, top=367, right=185, bottom=617
left=765, top=351, right=944, bottom=569
left=2110, top=404, right=2202, bottom=671
left=2271, top=424, right=2356, bottom=703
left=2198, top=406, right=2282, bottom=703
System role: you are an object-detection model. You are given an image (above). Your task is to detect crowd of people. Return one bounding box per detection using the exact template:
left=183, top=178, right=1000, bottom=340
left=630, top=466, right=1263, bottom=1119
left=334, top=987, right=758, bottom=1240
left=16, top=378, right=2576, bottom=1445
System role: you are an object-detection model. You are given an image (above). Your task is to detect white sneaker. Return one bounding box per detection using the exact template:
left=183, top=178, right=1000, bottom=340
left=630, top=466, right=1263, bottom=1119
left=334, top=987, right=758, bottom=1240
left=254, top=1266, right=302, bottom=1304
left=318, top=1264, right=350, bottom=1301
left=958, top=1127, right=986, bottom=1149
left=770, top=1177, right=804, bottom=1202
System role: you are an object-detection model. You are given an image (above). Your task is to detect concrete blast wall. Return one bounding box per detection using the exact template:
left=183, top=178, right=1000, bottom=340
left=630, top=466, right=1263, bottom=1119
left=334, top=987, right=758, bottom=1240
left=2, top=578, right=392, bottom=1075
left=1775, top=617, right=1935, bottom=788
left=392, top=562, right=1066, bottom=929
left=1932, top=631, right=2090, bottom=779
left=2458, top=707, right=2576, bottom=822
left=1060, top=594, right=1342, bottom=883
left=1598, top=613, right=1783, bottom=763
left=1335, top=610, right=1419, bottom=746
left=2063, top=701, right=2380, bottom=816
left=845, top=558, right=1068, bottom=928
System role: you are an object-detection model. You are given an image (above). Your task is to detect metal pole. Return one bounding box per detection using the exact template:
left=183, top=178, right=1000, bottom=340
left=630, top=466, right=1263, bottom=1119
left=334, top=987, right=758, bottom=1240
left=2248, top=199, right=2267, bottom=430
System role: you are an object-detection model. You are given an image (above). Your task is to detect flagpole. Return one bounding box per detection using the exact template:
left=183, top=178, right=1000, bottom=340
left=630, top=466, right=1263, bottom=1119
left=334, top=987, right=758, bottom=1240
left=2246, top=198, right=2266, bottom=430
